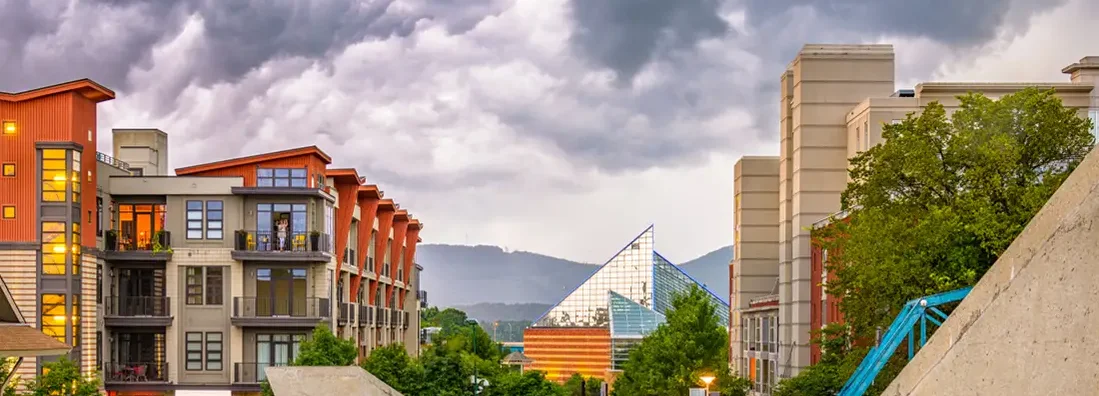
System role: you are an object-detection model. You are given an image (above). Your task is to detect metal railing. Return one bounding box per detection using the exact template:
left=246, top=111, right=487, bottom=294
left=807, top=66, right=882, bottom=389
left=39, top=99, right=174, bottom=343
left=359, top=305, right=374, bottom=326
left=234, top=362, right=287, bottom=383
left=104, top=230, right=171, bottom=252
left=234, top=230, right=330, bottom=252
left=232, top=297, right=330, bottom=318
left=338, top=303, right=353, bottom=323
left=104, top=361, right=168, bottom=383
left=96, top=152, right=131, bottom=171
left=377, top=308, right=388, bottom=326
left=390, top=309, right=399, bottom=327
left=105, top=296, right=170, bottom=317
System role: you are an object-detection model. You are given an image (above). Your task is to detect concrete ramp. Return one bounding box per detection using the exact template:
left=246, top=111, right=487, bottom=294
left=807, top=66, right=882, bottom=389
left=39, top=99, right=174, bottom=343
left=884, top=147, right=1099, bottom=395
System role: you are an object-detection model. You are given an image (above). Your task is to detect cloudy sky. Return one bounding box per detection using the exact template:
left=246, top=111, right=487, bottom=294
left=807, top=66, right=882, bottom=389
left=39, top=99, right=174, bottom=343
left=2, top=0, right=1097, bottom=263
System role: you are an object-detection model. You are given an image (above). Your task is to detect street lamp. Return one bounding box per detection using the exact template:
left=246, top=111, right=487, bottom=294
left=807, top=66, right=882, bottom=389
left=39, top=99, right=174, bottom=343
left=699, top=375, right=716, bottom=394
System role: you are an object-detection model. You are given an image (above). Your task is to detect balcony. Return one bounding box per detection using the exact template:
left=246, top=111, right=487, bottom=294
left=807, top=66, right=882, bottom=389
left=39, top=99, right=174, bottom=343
left=376, top=308, right=387, bottom=327
left=390, top=309, right=400, bottom=328
left=359, top=305, right=374, bottom=327
left=234, top=362, right=287, bottom=384
left=104, top=361, right=169, bottom=384
left=338, top=302, right=353, bottom=325
left=104, top=296, right=172, bottom=327
left=231, top=297, right=330, bottom=327
left=232, top=230, right=331, bottom=262
left=104, top=230, right=172, bottom=261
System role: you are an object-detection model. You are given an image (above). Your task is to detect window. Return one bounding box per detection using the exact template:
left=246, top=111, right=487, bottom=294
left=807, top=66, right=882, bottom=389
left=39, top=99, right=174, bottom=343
left=186, top=267, right=203, bottom=305
left=186, top=200, right=203, bottom=239
left=71, top=222, right=80, bottom=275
left=324, top=204, right=334, bottom=253
left=131, top=168, right=144, bottom=176
left=256, top=203, right=307, bottom=249
left=206, top=267, right=223, bottom=305
left=186, top=332, right=203, bottom=370
left=1, top=121, right=15, bottom=135
left=41, top=149, right=67, bottom=202
left=95, top=197, right=103, bottom=236
left=205, top=201, right=223, bottom=239
left=383, top=239, right=392, bottom=277
left=206, top=333, right=223, bottom=370
left=1, top=163, right=13, bottom=177
left=257, top=168, right=307, bottom=188
left=96, top=330, right=102, bottom=369
left=41, top=222, right=66, bottom=275
left=41, top=294, right=65, bottom=343
left=368, top=231, right=376, bottom=273
left=71, top=151, right=80, bottom=203
left=118, top=204, right=167, bottom=249
left=71, top=295, right=80, bottom=347
left=1090, top=110, right=1098, bottom=138
left=96, top=264, right=102, bottom=303
left=1, top=205, right=13, bottom=219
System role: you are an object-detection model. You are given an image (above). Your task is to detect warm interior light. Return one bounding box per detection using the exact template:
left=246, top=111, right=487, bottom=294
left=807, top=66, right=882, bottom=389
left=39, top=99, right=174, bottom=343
left=53, top=174, right=65, bottom=181
left=53, top=245, right=66, bottom=253
left=52, top=315, right=65, bottom=322
left=2, top=122, right=14, bottom=134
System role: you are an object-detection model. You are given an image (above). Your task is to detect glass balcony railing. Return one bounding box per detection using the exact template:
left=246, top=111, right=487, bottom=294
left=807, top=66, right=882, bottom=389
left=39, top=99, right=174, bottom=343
left=234, top=230, right=330, bottom=253
left=104, top=230, right=171, bottom=253
left=105, top=296, right=170, bottom=317
left=232, top=297, right=330, bottom=318
left=103, top=361, right=168, bottom=383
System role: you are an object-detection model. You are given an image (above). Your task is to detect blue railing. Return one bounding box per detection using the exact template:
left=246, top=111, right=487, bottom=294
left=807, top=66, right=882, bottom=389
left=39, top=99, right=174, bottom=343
left=837, top=286, right=972, bottom=396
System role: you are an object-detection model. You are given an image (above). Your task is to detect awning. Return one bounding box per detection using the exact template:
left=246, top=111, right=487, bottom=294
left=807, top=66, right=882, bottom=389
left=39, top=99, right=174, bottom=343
left=0, top=324, right=71, bottom=357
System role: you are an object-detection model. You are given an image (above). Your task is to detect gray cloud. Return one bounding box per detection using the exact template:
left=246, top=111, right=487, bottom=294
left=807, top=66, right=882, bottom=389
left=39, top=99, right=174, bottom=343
left=568, top=0, right=730, bottom=84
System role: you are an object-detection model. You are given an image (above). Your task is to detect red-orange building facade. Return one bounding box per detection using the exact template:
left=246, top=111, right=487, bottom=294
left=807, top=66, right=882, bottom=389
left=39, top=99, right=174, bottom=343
left=809, top=216, right=849, bottom=364
left=523, top=327, right=612, bottom=382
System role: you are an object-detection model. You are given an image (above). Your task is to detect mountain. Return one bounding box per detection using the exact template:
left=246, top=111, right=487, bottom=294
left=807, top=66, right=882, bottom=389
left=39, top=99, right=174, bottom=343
left=451, top=302, right=552, bottom=322
left=417, top=244, right=732, bottom=309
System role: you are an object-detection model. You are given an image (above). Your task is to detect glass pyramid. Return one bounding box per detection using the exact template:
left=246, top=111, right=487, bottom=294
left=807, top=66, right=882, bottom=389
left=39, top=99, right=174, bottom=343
left=609, top=291, right=665, bottom=338
left=533, top=226, right=729, bottom=328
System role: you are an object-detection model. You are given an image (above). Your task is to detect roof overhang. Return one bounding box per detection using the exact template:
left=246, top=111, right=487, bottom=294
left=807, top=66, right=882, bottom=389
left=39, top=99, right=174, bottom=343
left=175, top=145, right=333, bottom=175
left=357, top=184, right=382, bottom=199
left=326, top=168, right=363, bottom=185
left=0, top=276, right=71, bottom=357
left=0, top=79, right=115, bottom=103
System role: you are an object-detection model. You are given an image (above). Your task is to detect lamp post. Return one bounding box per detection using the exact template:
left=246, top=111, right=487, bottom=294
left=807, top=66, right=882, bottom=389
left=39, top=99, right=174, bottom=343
left=700, top=375, right=716, bottom=395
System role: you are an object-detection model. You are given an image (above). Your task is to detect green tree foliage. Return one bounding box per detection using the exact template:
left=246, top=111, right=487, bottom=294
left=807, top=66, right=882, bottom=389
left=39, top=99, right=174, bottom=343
left=366, top=306, right=563, bottom=396
left=611, top=285, right=750, bottom=396
left=563, top=373, right=603, bottom=396
left=20, top=357, right=100, bottom=396
left=794, top=88, right=1094, bottom=394
left=260, top=323, right=359, bottom=396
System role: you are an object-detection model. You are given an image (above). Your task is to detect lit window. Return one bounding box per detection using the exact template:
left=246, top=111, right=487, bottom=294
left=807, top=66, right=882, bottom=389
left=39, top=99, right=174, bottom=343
left=1, top=206, right=13, bottom=219
left=1, top=163, right=13, bottom=177
left=41, top=222, right=67, bottom=275
left=41, top=294, right=66, bottom=343
left=41, top=149, right=68, bottom=202
left=2, top=121, right=15, bottom=135
left=71, top=152, right=81, bottom=203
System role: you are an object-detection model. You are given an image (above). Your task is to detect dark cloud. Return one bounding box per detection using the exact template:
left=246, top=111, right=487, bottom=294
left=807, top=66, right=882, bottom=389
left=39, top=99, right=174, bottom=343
left=568, top=0, right=730, bottom=84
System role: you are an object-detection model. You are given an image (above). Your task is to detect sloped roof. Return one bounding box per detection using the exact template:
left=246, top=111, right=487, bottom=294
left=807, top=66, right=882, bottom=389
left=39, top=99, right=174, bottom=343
left=174, top=145, right=332, bottom=175
left=502, top=351, right=533, bottom=365
left=0, top=276, right=70, bottom=356
left=265, top=366, right=401, bottom=396
left=0, top=79, right=114, bottom=103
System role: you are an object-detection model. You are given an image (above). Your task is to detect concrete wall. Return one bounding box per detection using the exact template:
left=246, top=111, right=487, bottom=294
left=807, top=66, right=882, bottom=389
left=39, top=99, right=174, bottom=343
left=731, top=156, right=780, bottom=371
left=884, top=145, right=1099, bottom=395
left=111, top=129, right=168, bottom=176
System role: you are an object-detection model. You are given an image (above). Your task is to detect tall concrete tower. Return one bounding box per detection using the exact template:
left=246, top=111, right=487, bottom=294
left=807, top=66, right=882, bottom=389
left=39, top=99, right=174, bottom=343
left=112, top=128, right=169, bottom=176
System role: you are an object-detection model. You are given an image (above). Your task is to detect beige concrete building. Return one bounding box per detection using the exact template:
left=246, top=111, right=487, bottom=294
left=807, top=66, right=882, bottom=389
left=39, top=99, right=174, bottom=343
left=730, top=156, right=779, bottom=371
left=731, top=44, right=1099, bottom=384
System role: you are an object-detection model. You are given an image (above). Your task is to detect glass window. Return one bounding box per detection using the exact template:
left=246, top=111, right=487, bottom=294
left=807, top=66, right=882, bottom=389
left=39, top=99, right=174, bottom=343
left=41, top=294, right=66, bottom=344
left=1090, top=110, right=1098, bottom=138
left=186, top=200, right=203, bottom=239
left=71, top=295, right=80, bottom=347
left=368, top=231, right=376, bottom=272
left=118, top=203, right=167, bottom=250
left=324, top=204, right=334, bottom=254
left=41, top=149, right=67, bottom=202
left=96, top=197, right=103, bottom=236
left=1, top=121, right=14, bottom=135
left=206, top=201, right=223, bottom=239
left=1, top=205, right=13, bottom=219
left=186, top=332, right=203, bottom=370
left=71, top=152, right=81, bottom=203
left=71, top=222, right=80, bottom=275
left=2, top=163, right=13, bottom=177
left=256, top=203, right=308, bottom=249
left=186, top=267, right=203, bottom=305
left=41, top=222, right=66, bottom=275
left=206, top=332, right=223, bottom=371
left=257, top=168, right=308, bottom=188
left=206, top=267, right=223, bottom=305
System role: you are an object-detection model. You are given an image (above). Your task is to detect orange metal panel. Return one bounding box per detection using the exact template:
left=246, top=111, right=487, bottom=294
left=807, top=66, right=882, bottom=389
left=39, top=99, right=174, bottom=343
left=350, top=196, right=379, bottom=303
left=372, top=206, right=395, bottom=306
left=72, top=94, right=98, bottom=249
left=523, top=327, right=612, bottom=383
left=180, top=154, right=326, bottom=187
left=333, top=179, right=358, bottom=274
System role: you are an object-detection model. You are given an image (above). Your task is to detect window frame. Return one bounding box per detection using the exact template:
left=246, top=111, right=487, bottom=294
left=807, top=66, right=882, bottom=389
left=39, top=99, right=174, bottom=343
left=205, top=332, right=223, bottom=371
left=185, top=267, right=204, bottom=305
left=205, top=267, right=224, bottom=305
left=1, top=162, right=13, bottom=177
left=1, top=120, right=15, bottom=135
left=186, top=200, right=204, bottom=239
left=40, top=149, right=68, bottom=203
left=1, top=205, right=13, bottom=219
left=256, top=167, right=308, bottom=188
left=185, top=332, right=204, bottom=371
left=205, top=200, right=223, bottom=239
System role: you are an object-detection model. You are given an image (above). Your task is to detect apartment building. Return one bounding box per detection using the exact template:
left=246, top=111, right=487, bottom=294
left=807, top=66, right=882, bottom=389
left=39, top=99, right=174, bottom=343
left=1, top=79, right=427, bottom=396
left=729, top=45, right=1099, bottom=383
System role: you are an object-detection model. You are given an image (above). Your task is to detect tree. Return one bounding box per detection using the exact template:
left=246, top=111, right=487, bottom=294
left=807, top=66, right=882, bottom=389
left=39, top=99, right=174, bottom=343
left=361, top=343, right=428, bottom=395
left=484, top=370, right=564, bottom=396
left=563, top=373, right=603, bottom=396
left=611, top=285, right=750, bottom=396
left=20, top=357, right=100, bottom=396
left=261, top=323, right=359, bottom=395
left=807, top=88, right=1094, bottom=393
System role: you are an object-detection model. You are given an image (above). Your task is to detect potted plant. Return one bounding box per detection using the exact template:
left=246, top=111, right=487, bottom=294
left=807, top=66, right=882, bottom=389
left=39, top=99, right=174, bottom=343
left=309, top=231, right=322, bottom=252
left=154, top=230, right=170, bottom=249
left=105, top=230, right=118, bottom=251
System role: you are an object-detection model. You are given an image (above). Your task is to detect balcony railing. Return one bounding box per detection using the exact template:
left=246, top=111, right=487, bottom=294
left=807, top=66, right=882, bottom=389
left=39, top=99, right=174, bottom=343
left=234, top=230, right=330, bottom=253
left=338, top=302, right=353, bottom=324
left=390, top=309, right=399, bottom=328
left=233, top=297, right=330, bottom=318
left=105, top=296, right=170, bottom=317
left=96, top=151, right=131, bottom=171
left=403, top=311, right=410, bottom=329
left=376, top=308, right=387, bottom=327
left=359, top=305, right=374, bottom=327
left=104, top=231, right=172, bottom=261
left=104, top=362, right=168, bottom=383
left=234, top=362, right=287, bottom=384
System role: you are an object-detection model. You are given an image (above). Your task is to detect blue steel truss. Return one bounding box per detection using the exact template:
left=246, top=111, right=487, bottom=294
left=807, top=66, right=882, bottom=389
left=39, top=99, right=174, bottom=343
left=837, top=286, right=972, bottom=396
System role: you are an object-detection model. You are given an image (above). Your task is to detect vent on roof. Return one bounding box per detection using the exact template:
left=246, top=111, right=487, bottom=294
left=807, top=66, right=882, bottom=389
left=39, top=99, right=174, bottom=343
left=891, top=89, right=915, bottom=98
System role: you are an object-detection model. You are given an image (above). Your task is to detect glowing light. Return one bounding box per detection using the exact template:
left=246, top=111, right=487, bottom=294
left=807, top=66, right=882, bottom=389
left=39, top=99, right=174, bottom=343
left=2, top=122, right=14, bottom=134
left=53, top=174, right=65, bottom=181
left=52, top=315, right=65, bottom=322
left=52, top=245, right=66, bottom=253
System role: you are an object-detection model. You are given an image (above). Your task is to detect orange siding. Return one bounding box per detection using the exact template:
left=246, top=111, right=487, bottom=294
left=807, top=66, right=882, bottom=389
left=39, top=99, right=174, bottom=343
left=523, top=327, right=612, bottom=382
left=399, top=226, right=420, bottom=309
left=0, top=92, right=79, bottom=242
left=333, top=180, right=358, bottom=273
left=372, top=208, right=395, bottom=306
left=182, top=154, right=328, bottom=187
left=387, top=216, right=408, bottom=307
left=71, top=94, right=98, bottom=248
left=350, top=197, right=379, bottom=303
